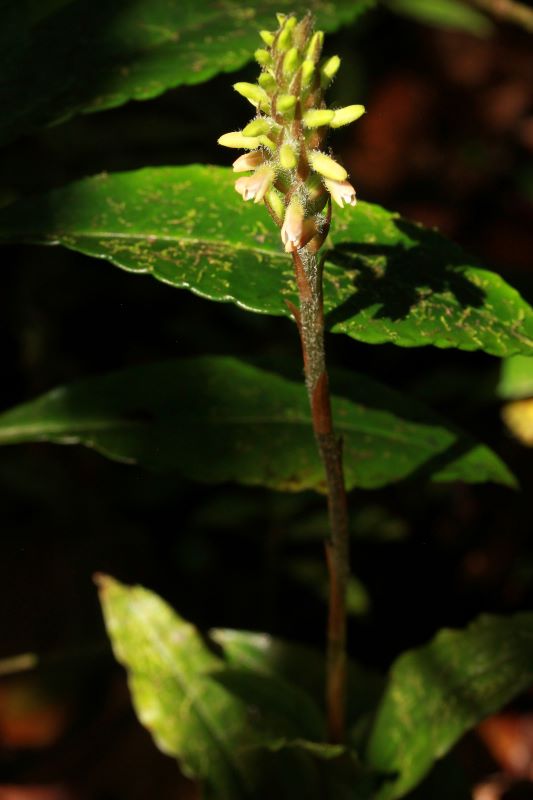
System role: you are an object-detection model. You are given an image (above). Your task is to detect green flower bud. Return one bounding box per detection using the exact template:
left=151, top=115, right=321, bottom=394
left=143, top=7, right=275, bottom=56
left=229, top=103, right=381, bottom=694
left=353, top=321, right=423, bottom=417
left=279, top=143, right=298, bottom=169
left=320, top=55, right=340, bottom=86
left=259, top=30, right=275, bottom=46
left=303, top=108, right=335, bottom=128
left=218, top=132, right=263, bottom=149
left=301, top=60, right=315, bottom=88
left=243, top=118, right=271, bottom=136
left=258, top=135, right=276, bottom=150
left=219, top=13, right=361, bottom=257
left=306, top=31, right=324, bottom=63
left=277, top=94, right=297, bottom=113
left=282, top=47, right=300, bottom=77
left=277, top=17, right=296, bottom=51
left=309, top=150, right=347, bottom=181
left=258, top=72, right=276, bottom=92
left=233, top=82, right=269, bottom=109
left=330, top=104, right=366, bottom=128
left=254, top=48, right=271, bottom=67
left=266, top=187, right=286, bottom=220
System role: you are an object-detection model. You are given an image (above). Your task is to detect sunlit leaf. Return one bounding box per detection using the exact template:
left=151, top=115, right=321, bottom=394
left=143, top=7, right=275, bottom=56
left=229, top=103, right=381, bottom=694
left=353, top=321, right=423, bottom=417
left=98, top=574, right=366, bottom=799
left=1, top=166, right=532, bottom=357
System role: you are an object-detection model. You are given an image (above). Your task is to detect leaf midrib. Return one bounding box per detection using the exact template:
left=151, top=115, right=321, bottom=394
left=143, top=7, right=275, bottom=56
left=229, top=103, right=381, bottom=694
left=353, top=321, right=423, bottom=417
left=0, top=413, right=446, bottom=449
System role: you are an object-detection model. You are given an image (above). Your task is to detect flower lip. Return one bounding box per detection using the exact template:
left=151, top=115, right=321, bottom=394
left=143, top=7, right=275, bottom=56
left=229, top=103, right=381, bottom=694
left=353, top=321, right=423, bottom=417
left=324, top=178, right=356, bottom=208
left=281, top=200, right=318, bottom=252
left=234, top=166, right=275, bottom=203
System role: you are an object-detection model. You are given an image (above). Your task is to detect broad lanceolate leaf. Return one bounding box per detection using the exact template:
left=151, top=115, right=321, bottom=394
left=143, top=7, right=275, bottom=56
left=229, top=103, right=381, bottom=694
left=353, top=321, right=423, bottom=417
left=1, top=166, right=532, bottom=357
left=0, top=0, right=373, bottom=146
left=97, top=575, right=357, bottom=800
left=366, top=613, right=533, bottom=800
left=0, top=357, right=515, bottom=490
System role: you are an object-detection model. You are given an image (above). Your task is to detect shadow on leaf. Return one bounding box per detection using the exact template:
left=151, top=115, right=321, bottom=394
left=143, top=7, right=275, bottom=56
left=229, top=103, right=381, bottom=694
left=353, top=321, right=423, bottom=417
left=325, top=219, right=486, bottom=329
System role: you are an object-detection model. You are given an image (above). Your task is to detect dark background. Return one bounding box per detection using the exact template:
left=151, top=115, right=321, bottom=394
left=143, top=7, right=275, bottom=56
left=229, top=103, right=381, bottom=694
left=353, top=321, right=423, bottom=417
left=1, top=5, right=533, bottom=798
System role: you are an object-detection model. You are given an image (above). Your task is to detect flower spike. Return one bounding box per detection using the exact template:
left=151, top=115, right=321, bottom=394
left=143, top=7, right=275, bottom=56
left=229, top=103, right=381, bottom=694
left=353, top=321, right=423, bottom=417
left=218, top=12, right=364, bottom=255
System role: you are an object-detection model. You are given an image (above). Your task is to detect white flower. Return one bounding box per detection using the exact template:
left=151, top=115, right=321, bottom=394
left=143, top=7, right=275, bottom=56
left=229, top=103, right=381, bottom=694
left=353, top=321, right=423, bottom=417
left=232, top=151, right=265, bottom=172
left=281, top=200, right=317, bottom=252
left=234, top=166, right=274, bottom=203
left=324, top=178, right=356, bottom=208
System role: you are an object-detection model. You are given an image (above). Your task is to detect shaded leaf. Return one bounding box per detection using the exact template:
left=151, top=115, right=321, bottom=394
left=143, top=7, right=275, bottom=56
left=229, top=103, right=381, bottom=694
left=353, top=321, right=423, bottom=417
left=211, top=629, right=384, bottom=724
left=0, top=0, right=373, bottom=146
left=289, top=504, right=409, bottom=543
left=97, top=574, right=361, bottom=799
left=366, top=613, right=533, bottom=800
left=0, top=356, right=516, bottom=490
left=285, top=557, right=371, bottom=616
left=384, top=0, right=492, bottom=36
left=1, top=166, right=532, bottom=356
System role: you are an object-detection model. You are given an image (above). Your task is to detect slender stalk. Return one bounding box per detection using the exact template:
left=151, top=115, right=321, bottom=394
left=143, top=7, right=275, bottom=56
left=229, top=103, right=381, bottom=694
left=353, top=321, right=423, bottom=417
left=291, top=247, right=350, bottom=744
left=467, top=0, right=533, bottom=32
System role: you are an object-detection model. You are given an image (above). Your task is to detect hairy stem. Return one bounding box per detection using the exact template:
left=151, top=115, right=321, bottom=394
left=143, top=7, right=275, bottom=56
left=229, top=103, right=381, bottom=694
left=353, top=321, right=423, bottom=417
left=291, top=247, right=350, bottom=744
left=467, top=0, right=533, bottom=32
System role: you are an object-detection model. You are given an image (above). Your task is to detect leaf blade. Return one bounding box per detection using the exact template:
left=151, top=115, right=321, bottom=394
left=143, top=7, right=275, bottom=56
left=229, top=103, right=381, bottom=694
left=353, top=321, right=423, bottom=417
left=0, top=0, right=373, bottom=145
left=97, top=574, right=340, bottom=800
left=1, top=165, right=532, bottom=357
left=366, top=613, right=533, bottom=800
left=384, top=0, right=492, bottom=36
left=0, top=356, right=516, bottom=490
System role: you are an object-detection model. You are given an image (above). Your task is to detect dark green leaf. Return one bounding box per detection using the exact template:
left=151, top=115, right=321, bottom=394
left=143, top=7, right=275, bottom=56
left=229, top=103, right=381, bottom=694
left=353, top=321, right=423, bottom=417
left=0, top=0, right=373, bottom=145
left=285, top=558, right=371, bottom=616
left=384, top=0, right=492, bottom=36
left=0, top=356, right=516, bottom=490
left=1, top=166, right=532, bottom=357
left=366, top=613, right=533, bottom=800
left=97, top=574, right=357, bottom=800
left=211, top=628, right=384, bottom=724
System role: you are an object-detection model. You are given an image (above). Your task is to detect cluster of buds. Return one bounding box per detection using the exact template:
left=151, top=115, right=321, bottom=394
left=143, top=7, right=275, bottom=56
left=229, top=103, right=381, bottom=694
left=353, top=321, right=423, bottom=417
left=218, top=12, right=364, bottom=254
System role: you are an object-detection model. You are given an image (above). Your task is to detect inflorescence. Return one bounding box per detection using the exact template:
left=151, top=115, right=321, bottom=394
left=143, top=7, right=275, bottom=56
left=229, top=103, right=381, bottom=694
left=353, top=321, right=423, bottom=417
left=218, top=12, right=365, bottom=254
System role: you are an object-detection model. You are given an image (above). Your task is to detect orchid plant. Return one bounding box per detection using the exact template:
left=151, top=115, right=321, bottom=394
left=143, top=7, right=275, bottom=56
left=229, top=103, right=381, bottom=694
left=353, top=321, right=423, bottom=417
left=219, top=11, right=367, bottom=742
left=1, top=4, right=533, bottom=799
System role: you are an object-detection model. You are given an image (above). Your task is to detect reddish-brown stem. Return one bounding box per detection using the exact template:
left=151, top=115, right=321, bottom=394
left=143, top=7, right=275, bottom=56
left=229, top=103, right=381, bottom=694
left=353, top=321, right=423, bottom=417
left=291, top=248, right=350, bottom=744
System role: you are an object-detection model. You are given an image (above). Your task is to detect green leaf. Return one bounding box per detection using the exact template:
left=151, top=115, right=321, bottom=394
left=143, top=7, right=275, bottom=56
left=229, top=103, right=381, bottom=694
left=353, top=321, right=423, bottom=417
left=0, top=0, right=373, bottom=146
left=97, top=574, right=357, bottom=799
left=211, top=629, right=384, bottom=724
left=1, top=166, right=532, bottom=357
left=366, top=613, right=533, bottom=800
left=0, top=356, right=516, bottom=490
left=384, top=0, right=492, bottom=36
left=285, top=557, right=371, bottom=617
left=498, top=355, right=533, bottom=400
